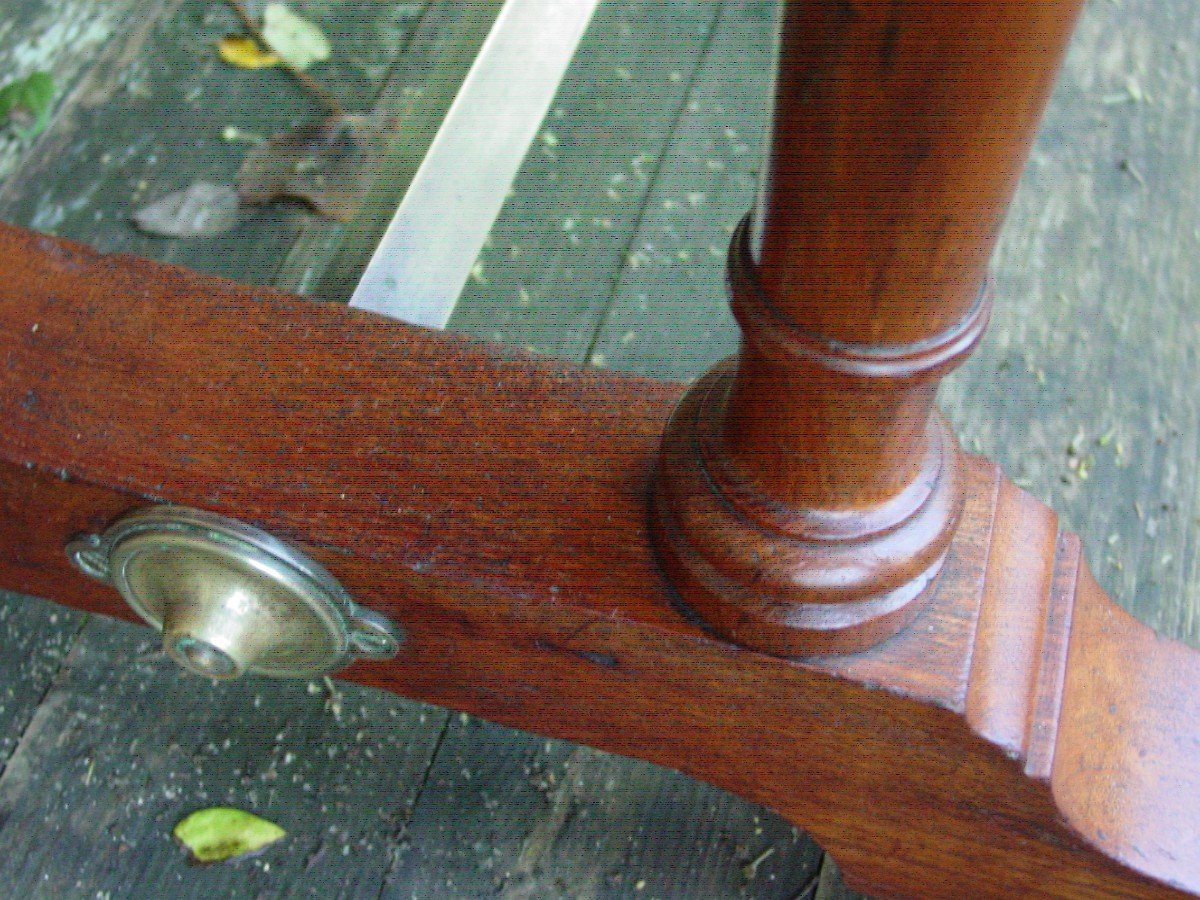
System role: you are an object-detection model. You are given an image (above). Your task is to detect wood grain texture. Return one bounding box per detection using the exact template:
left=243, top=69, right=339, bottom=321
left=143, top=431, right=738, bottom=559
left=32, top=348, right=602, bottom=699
left=0, top=3, right=828, bottom=895
left=579, top=0, right=1200, bottom=660
left=0, top=226, right=1197, bottom=896
left=424, top=3, right=828, bottom=893
left=650, top=0, right=1083, bottom=655
left=2, top=0, right=1200, bottom=895
left=575, top=0, right=1200, bottom=893
left=0, top=5, right=463, bottom=895
left=0, top=0, right=154, bottom=805
left=757, top=0, right=1083, bottom=345
left=650, top=237, right=982, bottom=654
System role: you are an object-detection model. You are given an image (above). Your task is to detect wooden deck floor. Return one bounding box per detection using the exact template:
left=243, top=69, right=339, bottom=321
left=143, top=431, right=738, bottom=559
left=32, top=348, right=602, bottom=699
left=1, top=0, right=1198, bottom=897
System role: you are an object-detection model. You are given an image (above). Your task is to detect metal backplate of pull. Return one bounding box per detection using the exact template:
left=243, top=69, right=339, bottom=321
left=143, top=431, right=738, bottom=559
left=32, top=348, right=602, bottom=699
left=66, top=505, right=402, bottom=680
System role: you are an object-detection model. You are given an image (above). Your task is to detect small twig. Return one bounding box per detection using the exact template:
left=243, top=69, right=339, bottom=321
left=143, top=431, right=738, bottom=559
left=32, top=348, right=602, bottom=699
left=226, top=0, right=343, bottom=116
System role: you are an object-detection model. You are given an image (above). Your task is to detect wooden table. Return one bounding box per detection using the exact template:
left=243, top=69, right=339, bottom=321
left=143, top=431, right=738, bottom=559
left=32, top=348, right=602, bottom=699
left=0, top=0, right=1195, bottom=896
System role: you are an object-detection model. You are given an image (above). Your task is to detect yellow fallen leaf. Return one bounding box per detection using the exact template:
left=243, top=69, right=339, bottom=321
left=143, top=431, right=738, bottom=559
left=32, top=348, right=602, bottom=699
left=218, top=35, right=282, bottom=70
left=173, top=806, right=286, bottom=864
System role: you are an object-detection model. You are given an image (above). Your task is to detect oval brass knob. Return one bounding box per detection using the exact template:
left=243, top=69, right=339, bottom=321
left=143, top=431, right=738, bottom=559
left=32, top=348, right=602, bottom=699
left=66, top=506, right=402, bottom=680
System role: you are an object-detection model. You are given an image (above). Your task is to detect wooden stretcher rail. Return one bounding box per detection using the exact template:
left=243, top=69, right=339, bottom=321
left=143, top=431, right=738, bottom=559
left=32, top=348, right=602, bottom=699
left=0, top=227, right=682, bottom=630
left=1, top=225, right=1197, bottom=898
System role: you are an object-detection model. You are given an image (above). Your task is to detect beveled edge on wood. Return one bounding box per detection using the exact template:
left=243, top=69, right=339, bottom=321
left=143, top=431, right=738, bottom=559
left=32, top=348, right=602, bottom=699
left=0, top=226, right=1197, bottom=897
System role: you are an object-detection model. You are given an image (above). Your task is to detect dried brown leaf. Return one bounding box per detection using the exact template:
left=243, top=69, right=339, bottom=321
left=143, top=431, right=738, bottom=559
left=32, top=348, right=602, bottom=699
left=236, top=113, right=390, bottom=221
left=132, top=182, right=240, bottom=237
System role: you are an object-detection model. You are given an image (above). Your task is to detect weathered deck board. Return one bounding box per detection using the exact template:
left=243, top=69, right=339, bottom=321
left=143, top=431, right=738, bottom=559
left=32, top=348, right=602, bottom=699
left=0, top=0, right=433, bottom=285
left=583, top=0, right=770, bottom=377
left=449, top=0, right=726, bottom=358
left=0, top=3, right=470, bottom=822
left=0, top=617, right=449, bottom=897
left=0, top=0, right=146, bottom=849
left=285, top=0, right=506, bottom=297
left=0, top=0, right=146, bottom=183
left=382, top=716, right=820, bottom=899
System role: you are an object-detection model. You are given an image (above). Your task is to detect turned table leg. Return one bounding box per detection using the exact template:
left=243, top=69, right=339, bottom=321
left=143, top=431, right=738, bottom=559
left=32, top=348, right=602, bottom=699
left=653, top=0, right=1085, bottom=653
left=650, top=2, right=1200, bottom=894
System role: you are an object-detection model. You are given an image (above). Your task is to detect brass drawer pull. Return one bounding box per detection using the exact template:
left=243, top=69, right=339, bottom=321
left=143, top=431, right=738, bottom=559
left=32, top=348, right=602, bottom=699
left=67, top=505, right=402, bottom=680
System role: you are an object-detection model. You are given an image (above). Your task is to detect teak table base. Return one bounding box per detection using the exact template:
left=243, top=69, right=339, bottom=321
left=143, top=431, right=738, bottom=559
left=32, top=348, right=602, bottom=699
left=0, top=228, right=1197, bottom=898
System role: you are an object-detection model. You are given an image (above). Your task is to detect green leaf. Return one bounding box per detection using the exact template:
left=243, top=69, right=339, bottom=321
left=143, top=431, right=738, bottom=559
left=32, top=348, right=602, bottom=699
left=173, top=806, right=286, bottom=864
left=0, top=71, right=55, bottom=139
left=261, top=3, right=331, bottom=72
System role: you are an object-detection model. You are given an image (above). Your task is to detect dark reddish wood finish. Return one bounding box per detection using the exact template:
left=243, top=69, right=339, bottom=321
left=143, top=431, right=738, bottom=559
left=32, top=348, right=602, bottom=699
left=757, top=0, right=1083, bottom=341
left=0, top=227, right=1198, bottom=897
left=652, top=0, right=1087, bottom=654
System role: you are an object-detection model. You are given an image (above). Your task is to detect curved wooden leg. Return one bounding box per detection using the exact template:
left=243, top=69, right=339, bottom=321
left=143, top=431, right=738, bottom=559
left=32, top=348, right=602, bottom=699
left=1053, top=558, right=1200, bottom=891
left=0, top=225, right=1198, bottom=896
